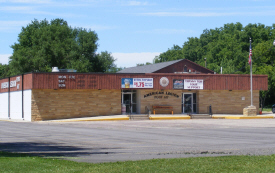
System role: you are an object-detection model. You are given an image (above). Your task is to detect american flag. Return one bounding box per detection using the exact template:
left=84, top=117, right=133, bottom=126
left=248, top=42, right=252, bottom=65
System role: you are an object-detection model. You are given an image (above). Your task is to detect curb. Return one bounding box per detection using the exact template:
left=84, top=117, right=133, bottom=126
left=212, top=116, right=274, bottom=119
left=149, top=116, right=190, bottom=120
left=48, top=117, right=130, bottom=122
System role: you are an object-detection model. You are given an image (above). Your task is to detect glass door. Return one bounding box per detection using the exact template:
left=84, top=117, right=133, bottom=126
left=122, top=90, right=137, bottom=114
left=123, top=93, right=131, bottom=113
left=182, top=93, right=193, bottom=114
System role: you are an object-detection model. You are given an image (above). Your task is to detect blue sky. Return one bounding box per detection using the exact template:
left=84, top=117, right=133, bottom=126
left=0, top=0, right=275, bottom=68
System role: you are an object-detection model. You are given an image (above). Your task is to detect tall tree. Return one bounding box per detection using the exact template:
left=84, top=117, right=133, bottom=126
left=9, top=18, right=116, bottom=74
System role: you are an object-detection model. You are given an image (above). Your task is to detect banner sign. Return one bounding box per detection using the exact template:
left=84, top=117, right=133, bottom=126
left=184, top=79, right=203, bottom=89
left=121, top=78, right=153, bottom=88
left=173, top=79, right=184, bottom=89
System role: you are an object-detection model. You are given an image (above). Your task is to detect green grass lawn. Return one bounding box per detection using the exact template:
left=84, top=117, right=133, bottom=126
left=262, top=108, right=272, bottom=112
left=1, top=152, right=275, bottom=173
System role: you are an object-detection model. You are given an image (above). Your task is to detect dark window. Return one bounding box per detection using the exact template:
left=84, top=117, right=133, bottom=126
left=193, top=93, right=197, bottom=113
left=184, top=66, right=188, bottom=72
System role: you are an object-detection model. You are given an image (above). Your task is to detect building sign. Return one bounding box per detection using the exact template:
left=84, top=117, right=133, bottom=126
left=57, top=75, right=76, bottom=88
left=121, top=78, right=153, bottom=88
left=173, top=79, right=184, bottom=89
left=58, top=75, right=67, bottom=88
left=16, top=77, right=20, bottom=82
left=1, top=78, right=20, bottom=89
left=10, top=81, right=17, bottom=88
left=184, top=79, right=203, bottom=89
left=1, top=82, right=9, bottom=89
left=160, top=77, right=169, bottom=87
left=144, top=91, right=179, bottom=98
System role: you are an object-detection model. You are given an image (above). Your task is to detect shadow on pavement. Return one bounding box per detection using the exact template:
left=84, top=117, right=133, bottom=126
left=0, top=142, right=119, bottom=157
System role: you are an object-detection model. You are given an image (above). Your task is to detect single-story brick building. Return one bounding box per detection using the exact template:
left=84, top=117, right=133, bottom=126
left=0, top=59, right=268, bottom=121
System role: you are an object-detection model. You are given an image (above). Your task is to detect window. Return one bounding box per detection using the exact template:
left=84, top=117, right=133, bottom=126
left=184, top=66, right=188, bottom=72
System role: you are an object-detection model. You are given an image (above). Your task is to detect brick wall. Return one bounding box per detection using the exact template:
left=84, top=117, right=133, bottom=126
left=31, top=89, right=260, bottom=121
left=197, top=90, right=259, bottom=114
left=31, top=89, right=121, bottom=121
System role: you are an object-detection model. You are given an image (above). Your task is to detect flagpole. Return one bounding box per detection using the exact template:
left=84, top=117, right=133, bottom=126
left=250, top=38, right=253, bottom=106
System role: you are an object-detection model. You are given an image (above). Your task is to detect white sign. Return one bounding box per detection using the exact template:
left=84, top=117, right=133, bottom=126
left=133, top=78, right=153, bottom=88
left=1, top=82, right=9, bottom=89
left=1, top=80, right=19, bottom=89
left=184, top=79, right=203, bottom=89
left=58, top=75, right=66, bottom=79
left=16, top=77, right=20, bottom=82
left=10, top=81, right=17, bottom=88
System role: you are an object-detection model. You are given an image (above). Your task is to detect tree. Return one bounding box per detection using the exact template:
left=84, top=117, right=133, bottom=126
left=136, top=62, right=152, bottom=66
left=0, top=63, right=9, bottom=78
left=9, top=18, right=116, bottom=75
left=152, top=22, right=275, bottom=106
left=96, top=51, right=117, bottom=72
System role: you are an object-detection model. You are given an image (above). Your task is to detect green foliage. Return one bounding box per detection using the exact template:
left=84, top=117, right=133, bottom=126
left=96, top=51, right=117, bottom=72
left=1, top=151, right=275, bottom=173
left=136, top=62, right=152, bottom=66
left=9, top=18, right=116, bottom=75
left=0, top=63, right=10, bottom=78
left=154, top=22, right=275, bottom=106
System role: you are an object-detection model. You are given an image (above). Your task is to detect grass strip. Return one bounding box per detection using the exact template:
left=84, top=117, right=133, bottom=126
left=1, top=151, right=275, bottom=173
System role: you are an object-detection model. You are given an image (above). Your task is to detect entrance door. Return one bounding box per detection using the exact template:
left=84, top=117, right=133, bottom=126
left=123, top=93, right=132, bottom=113
left=122, top=91, right=137, bottom=114
left=183, top=93, right=193, bottom=114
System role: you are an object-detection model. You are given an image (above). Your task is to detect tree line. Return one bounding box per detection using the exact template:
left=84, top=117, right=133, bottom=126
left=153, top=22, right=275, bottom=107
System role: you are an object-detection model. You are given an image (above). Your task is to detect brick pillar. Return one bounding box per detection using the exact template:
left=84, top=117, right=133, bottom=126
left=243, top=106, right=257, bottom=116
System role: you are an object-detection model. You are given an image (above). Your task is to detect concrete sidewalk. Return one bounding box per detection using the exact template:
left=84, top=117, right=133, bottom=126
left=53, top=112, right=274, bottom=122
left=1, top=112, right=274, bottom=122
left=45, top=115, right=129, bottom=122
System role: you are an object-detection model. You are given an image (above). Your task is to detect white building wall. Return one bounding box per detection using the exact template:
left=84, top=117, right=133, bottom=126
left=0, top=90, right=32, bottom=121
left=23, top=90, right=32, bottom=121
left=0, top=92, right=9, bottom=119
left=10, top=91, right=23, bottom=120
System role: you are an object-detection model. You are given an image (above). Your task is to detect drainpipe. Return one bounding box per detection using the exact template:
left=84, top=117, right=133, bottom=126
left=8, top=77, right=10, bottom=119
left=22, top=74, right=24, bottom=120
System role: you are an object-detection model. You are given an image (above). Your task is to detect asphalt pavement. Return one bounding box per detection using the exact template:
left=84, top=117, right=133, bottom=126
left=1, top=118, right=275, bottom=163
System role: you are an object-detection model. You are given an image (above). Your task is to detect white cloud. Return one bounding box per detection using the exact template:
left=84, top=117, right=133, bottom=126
left=112, top=52, right=161, bottom=68
left=141, top=12, right=237, bottom=17
left=0, top=6, right=33, bottom=11
left=127, top=1, right=149, bottom=6
left=0, top=0, right=52, bottom=3
left=0, top=54, right=11, bottom=65
left=137, top=29, right=195, bottom=34
left=76, top=24, right=118, bottom=31
left=0, top=20, right=30, bottom=32
left=140, top=10, right=275, bottom=17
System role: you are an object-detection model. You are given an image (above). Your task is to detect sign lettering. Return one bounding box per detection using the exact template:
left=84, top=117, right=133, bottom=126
left=121, top=78, right=153, bottom=88
left=184, top=79, right=203, bottom=89
left=1, top=82, right=9, bottom=89
left=10, top=81, right=16, bottom=88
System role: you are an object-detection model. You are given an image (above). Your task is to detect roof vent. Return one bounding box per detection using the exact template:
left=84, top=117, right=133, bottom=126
left=52, top=67, right=59, bottom=72
left=59, top=69, right=77, bottom=72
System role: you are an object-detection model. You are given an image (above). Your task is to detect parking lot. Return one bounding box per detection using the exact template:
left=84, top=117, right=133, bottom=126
left=1, top=118, right=275, bottom=163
